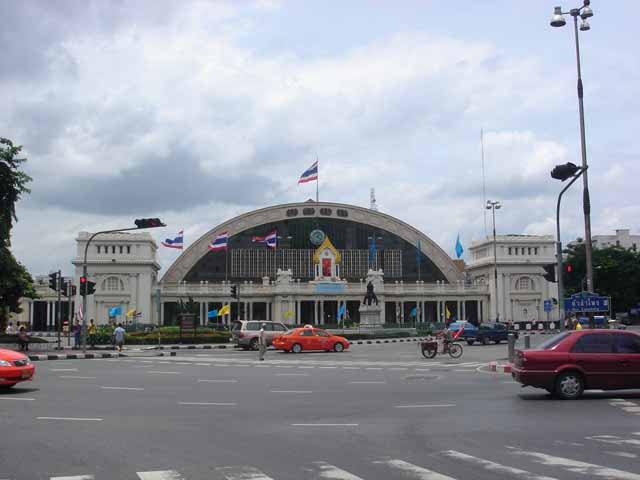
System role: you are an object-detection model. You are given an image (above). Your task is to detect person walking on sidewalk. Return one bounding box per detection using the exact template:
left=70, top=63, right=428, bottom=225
left=258, top=323, right=267, bottom=361
left=17, top=326, right=29, bottom=351
left=73, top=321, right=81, bottom=348
left=88, top=319, right=97, bottom=348
left=113, top=323, right=126, bottom=352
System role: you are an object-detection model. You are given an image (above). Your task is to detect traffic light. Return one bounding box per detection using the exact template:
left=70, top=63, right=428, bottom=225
left=567, top=264, right=573, bottom=273
left=61, top=280, right=69, bottom=297
left=79, top=276, right=87, bottom=296
left=86, top=280, right=96, bottom=296
left=550, top=162, right=580, bottom=181
left=230, top=285, right=238, bottom=299
left=543, top=264, right=557, bottom=282
left=71, top=285, right=77, bottom=296
left=49, top=272, right=59, bottom=291
left=134, top=218, right=166, bottom=229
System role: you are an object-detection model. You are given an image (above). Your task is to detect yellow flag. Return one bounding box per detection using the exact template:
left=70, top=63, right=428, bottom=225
left=445, top=306, right=451, bottom=319
left=283, top=310, right=294, bottom=319
left=218, top=304, right=231, bottom=316
left=126, top=308, right=137, bottom=318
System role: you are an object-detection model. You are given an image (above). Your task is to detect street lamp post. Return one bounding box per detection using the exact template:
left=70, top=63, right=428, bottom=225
left=486, top=200, right=501, bottom=322
left=550, top=1, right=595, bottom=293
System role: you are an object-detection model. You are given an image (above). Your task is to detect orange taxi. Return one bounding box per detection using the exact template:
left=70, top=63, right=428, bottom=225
left=0, top=348, right=35, bottom=388
left=272, top=327, right=350, bottom=353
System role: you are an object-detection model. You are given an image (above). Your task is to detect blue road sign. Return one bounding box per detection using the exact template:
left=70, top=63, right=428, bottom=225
left=543, top=300, right=552, bottom=313
left=564, top=292, right=610, bottom=313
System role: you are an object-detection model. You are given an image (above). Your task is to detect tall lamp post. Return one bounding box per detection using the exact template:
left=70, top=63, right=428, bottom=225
left=486, top=200, right=501, bottom=322
left=550, top=0, right=595, bottom=293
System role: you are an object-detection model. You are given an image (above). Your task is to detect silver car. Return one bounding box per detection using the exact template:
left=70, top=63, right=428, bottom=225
left=231, top=320, right=289, bottom=350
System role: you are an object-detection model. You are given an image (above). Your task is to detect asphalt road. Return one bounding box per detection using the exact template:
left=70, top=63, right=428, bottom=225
left=1, top=339, right=639, bottom=480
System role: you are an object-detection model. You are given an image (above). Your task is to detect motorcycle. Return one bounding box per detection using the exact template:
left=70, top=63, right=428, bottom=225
left=420, top=336, right=463, bottom=359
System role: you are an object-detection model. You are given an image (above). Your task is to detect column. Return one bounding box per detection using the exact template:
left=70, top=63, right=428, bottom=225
left=314, top=300, right=318, bottom=325
left=462, top=300, right=466, bottom=321
left=477, top=300, right=482, bottom=324
left=457, top=300, right=461, bottom=320
left=436, top=300, right=441, bottom=324
left=319, top=301, right=325, bottom=325
left=29, top=301, right=34, bottom=328
left=249, top=301, right=253, bottom=321
left=296, top=300, right=301, bottom=324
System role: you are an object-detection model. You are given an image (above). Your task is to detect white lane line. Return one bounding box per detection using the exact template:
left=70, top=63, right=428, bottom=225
left=49, top=368, right=78, bottom=372
left=254, top=365, right=271, bottom=368
left=609, top=401, right=636, bottom=406
left=297, top=366, right=315, bottom=369
left=311, top=461, right=365, bottom=479
left=441, top=450, right=559, bottom=480
left=270, top=390, right=312, bottom=394
left=195, top=363, right=211, bottom=366
left=197, top=379, right=238, bottom=383
left=454, top=370, right=476, bottom=372
left=365, top=367, right=383, bottom=370
left=140, top=360, right=154, bottom=363
left=59, top=376, right=96, bottom=379
left=394, top=404, right=456, bottom=409
left=158, top=361, right=171, bottom=364
left=137, top=470, right=185, bottom=480
left=348, top=381, right=386, bottom=384
left=275, top=373, right=309, bottom=376
left=51, top=475, right=95, bottom=480
left=216, top=466, right=274, bottom=479
left=623, top=407, right=640, bottom=413
left=319, top=366, right=337, bottom=369
left=148, top=371, right=181, bottom=374
left=506, top=445, right=640, bottom=480
left=343, top=367, right=361, bottom=370
left=415, top=368, right=431, bottom=372
left=291, top=424, right=358, bottom=427
left=373, top=459, right=456, bottom=480
left=586, top=434, right=640, bottom=446
left=389, top=367, right=408, bottom=371
left=0, top=397, right=35, bottom=401
left=100, top=386, right=144, bottom=391
left=178, top=402, right=237, bottom=406
left=606, top=451, right=638, bottom=459
left=37, top=417, right=103, bottom=422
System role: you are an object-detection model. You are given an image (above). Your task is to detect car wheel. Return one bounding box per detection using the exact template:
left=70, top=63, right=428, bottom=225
left=0, top=384, right=16, bottom=389
left=334, top=342, right=344, bottom=352
left=292, top=343, right=303, bottom=354
left=554, top=371, right=584, bottom=400
left=493, top=339, right=501, bottom=344
left=466, top=339, right=475, bottom=346
left=250, top=338, right=259, bottom=351
left=481, top=336, right=488, bottom=345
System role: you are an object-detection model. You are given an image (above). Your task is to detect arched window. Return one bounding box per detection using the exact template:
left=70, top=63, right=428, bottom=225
left=104, top=276, right=124, bottom=291
left=516, top=276, right=534, bottom=290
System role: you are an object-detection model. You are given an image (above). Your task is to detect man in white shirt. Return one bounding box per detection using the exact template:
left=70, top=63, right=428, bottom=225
left=258, top=323, right=267, bottom=361
left=113, top=323, right=126, bottom=352
left=5, top=322, right=16, bottom=335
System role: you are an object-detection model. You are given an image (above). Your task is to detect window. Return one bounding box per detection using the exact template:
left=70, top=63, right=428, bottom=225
left=246, top=322, right=260, bottom=331
left=262, top=324, right=274, bottom=331
left=112, top=246, right=116, bottom=254
left=286, top=209, right=298, bottom=217
left=516, top=277, right=532, bottom=290
left=119, top=246, right=123, bottom=254
left=571, top=333, right=613, bottom=354
left=315, top=330, right=329, bottom=337
left=337, top=209, right=349, bottom=218
left=299, top=329, right=313, bottom=336
left=97, top=246, right=101, bottom=254
left=302, top=208, right=315, bottom=216
left=616, top=240, right=620, bottom=246
left=528, top=247, right=531, bottom=255
left=614, top=334, right=640, bottom=354
left=538, top=332, right=570, bottom=350
left=105, top=276, right=123, bottom=291
left=508, top=247, right=512, bottom=255
left=534, top=247, right=539, bottom=255
left=521, top=248, right=525, bottom=255
left=320, top=208, right=332, bottom=216
left=273, top=324, right=287, bottom=332
left=127, top=245, right=131, bottom=254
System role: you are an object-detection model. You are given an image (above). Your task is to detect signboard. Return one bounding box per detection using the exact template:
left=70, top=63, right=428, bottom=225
left=314, top=283, right=346, bottom=294
left=543, top=300, right=552, bottom=313
left=564, top=292, right=610, bottom=313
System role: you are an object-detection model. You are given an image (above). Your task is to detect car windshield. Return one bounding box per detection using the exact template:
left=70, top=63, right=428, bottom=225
left=536, top=332, right=571, bottom=350
left=230, top=322, right=242, bottom=332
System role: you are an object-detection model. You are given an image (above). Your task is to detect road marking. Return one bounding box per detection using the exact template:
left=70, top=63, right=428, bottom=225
left=140, top=360, right=154, bottom=363
left=297, top=366, right=315, bottom=369
left=348, top=381, right=386, bottom=384
left=49, top=368, right=78, bottom=372
left=37, top=417, right=103, bottom=422
left=311, top=461, right=365, bottom=479
left=59, top=376, right=96, bottom=379
left=586, top=434, right=640, bottom=446
left=506, top=445, right=640, bottom=479
left=389, top=367, right=408, bottom=371
left=195, top=363, right=211, bottom=366
left=275, top=365, right=294, bottom=368
left=319, top=366, right=337, bottom=369
left=291, top=423, right=358, bottom=427
left=216, top=466, right=274, bottom=479
left=137, top=470, right=184, bottom=480
left=441, top=450, right=559, bottom=480
left=373, top=459, right=456, bottom=479
left=0, top=397, right=35, bottom=401
left=198, top=379, right=238, bottom=383
left=415, top=368, right=431, bottom=372
left=606, top=451, right=638, bottom=459
left=275, top=373, right=309, bottom=376
left=343, top=367, right=360, bottom=370
left=100, top=386, right=144, bottom=391
left=623, top=407, right=640, bottom=413
left=394, top=404, right=456, bottom=409
left=454, top=369, right=476, bottom=372
left=50, top=476, right=95, bottom=480
left=609, top=401, right=636, bottom=406
left=178, top=402, right=237, bottom=406
left=270, top=390, right=312, bottom=394
left=148, top=371, right=181, bottom=374
left=365, top=367, right=383, bottom=370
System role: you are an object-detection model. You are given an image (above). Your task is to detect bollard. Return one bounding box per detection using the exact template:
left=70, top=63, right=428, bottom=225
left=524, top=334, right=531, bottom=350
left=508, top=333, right=516, bottom=363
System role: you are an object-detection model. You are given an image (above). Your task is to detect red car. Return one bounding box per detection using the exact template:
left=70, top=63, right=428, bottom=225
left=512, top=330, right=640, bottom=399
left=272, top=327, right=350, bottom=353
left=0, top=348, right=35, bottom=388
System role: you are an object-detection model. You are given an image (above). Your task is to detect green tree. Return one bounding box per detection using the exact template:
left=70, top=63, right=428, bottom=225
left=0, top=138, right=36, bottom=329
left=564, top=243, right=640, bottom=313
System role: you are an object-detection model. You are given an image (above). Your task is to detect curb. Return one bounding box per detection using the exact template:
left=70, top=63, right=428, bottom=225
left=489, top=361, right=512, bottom=373
left=348, top=337, right=428, bottom=345
left=147, top=344, right=231, bottom=350
left=28, top=352, right=123, bottom=361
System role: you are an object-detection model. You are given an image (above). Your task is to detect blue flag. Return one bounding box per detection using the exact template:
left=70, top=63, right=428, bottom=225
left=455, top=234, right=464, bottom=259
left=109, top=306, right=122, bottom=317
left=337, top=304, right=346, bottom=318
left=369, top=236, right=376, bottom=266
left=416, top=239, right=421, bottom=265
left=207, top=309, right=218, bottom=318
left=410, top=307, right=417, bottom=317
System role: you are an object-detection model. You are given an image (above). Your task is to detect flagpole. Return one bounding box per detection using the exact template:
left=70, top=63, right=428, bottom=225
left=481, top=128, right=487, bottom=237
left=316, top=156, right=319, bottom=204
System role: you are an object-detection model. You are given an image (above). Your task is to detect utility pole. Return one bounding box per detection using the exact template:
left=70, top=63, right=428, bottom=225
left=56, top=272, right=61, bottom=349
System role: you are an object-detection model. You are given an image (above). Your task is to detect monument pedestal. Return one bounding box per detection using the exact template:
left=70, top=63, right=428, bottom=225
left=359, top=304, right=384, bottom=332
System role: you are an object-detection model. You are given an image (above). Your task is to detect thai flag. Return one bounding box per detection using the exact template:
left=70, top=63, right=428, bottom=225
left=298, top=160, right=318, bottom=184
left=161, top=230, right=184, bottom=249
left=252, top=230, right=277, bottom=249
left=209, top=231, right=228, bottom=251
left=453, top=322, right=465, bottom=340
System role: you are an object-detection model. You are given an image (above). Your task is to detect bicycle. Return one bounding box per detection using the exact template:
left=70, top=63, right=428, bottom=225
left=420, top=337, right=463, bottom=359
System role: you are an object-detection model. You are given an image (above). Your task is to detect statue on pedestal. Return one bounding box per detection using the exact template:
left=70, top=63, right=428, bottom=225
left=363, top=281, right=379, bottom=306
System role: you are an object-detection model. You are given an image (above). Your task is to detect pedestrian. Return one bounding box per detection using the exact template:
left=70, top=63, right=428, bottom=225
left=258, top=322, right=267, bottom=361
left=113, top=323, right=126, bottom=352
left=73, top=320, right=81, bottom=348
left=88, top=319, right=97, bottom=348
left=17, top=326, right=29, bottom=351
left=5, top=322, right=16, bottom=335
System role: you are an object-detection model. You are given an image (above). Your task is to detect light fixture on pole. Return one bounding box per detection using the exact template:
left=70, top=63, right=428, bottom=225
left=550, top=0, right=595, bottom=293
left=486, top=200, right=501, bottom=322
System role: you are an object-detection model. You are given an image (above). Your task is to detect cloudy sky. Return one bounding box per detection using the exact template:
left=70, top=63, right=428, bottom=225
left=2, top=1, right=638, bottom=277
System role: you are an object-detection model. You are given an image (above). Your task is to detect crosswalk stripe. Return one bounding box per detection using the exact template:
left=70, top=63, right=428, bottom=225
left=586, top=434, right=640, bottom=446
left=506, top=445, right=640, bottom=480
left=217, top=466, right=275, bottom=479
left=373, top=459, right=456, bottom=479
left=50, top=476, right=94, bottom=480
left=441, top=450, right=559, bottom=480
left=311, top=461, right=365, bottom=479
left=137, top=471, right=184, bottom=480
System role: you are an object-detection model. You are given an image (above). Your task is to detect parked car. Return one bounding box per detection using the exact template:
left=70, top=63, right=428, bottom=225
left=230, top=320, right=289, bottom=350
left=511, top=330, right=640, bottom=399
left=0, top=348, right=35, bottom=389
left=466, top=322, right=519, bottom=346
left=272, top=327, right=349, bottom=353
